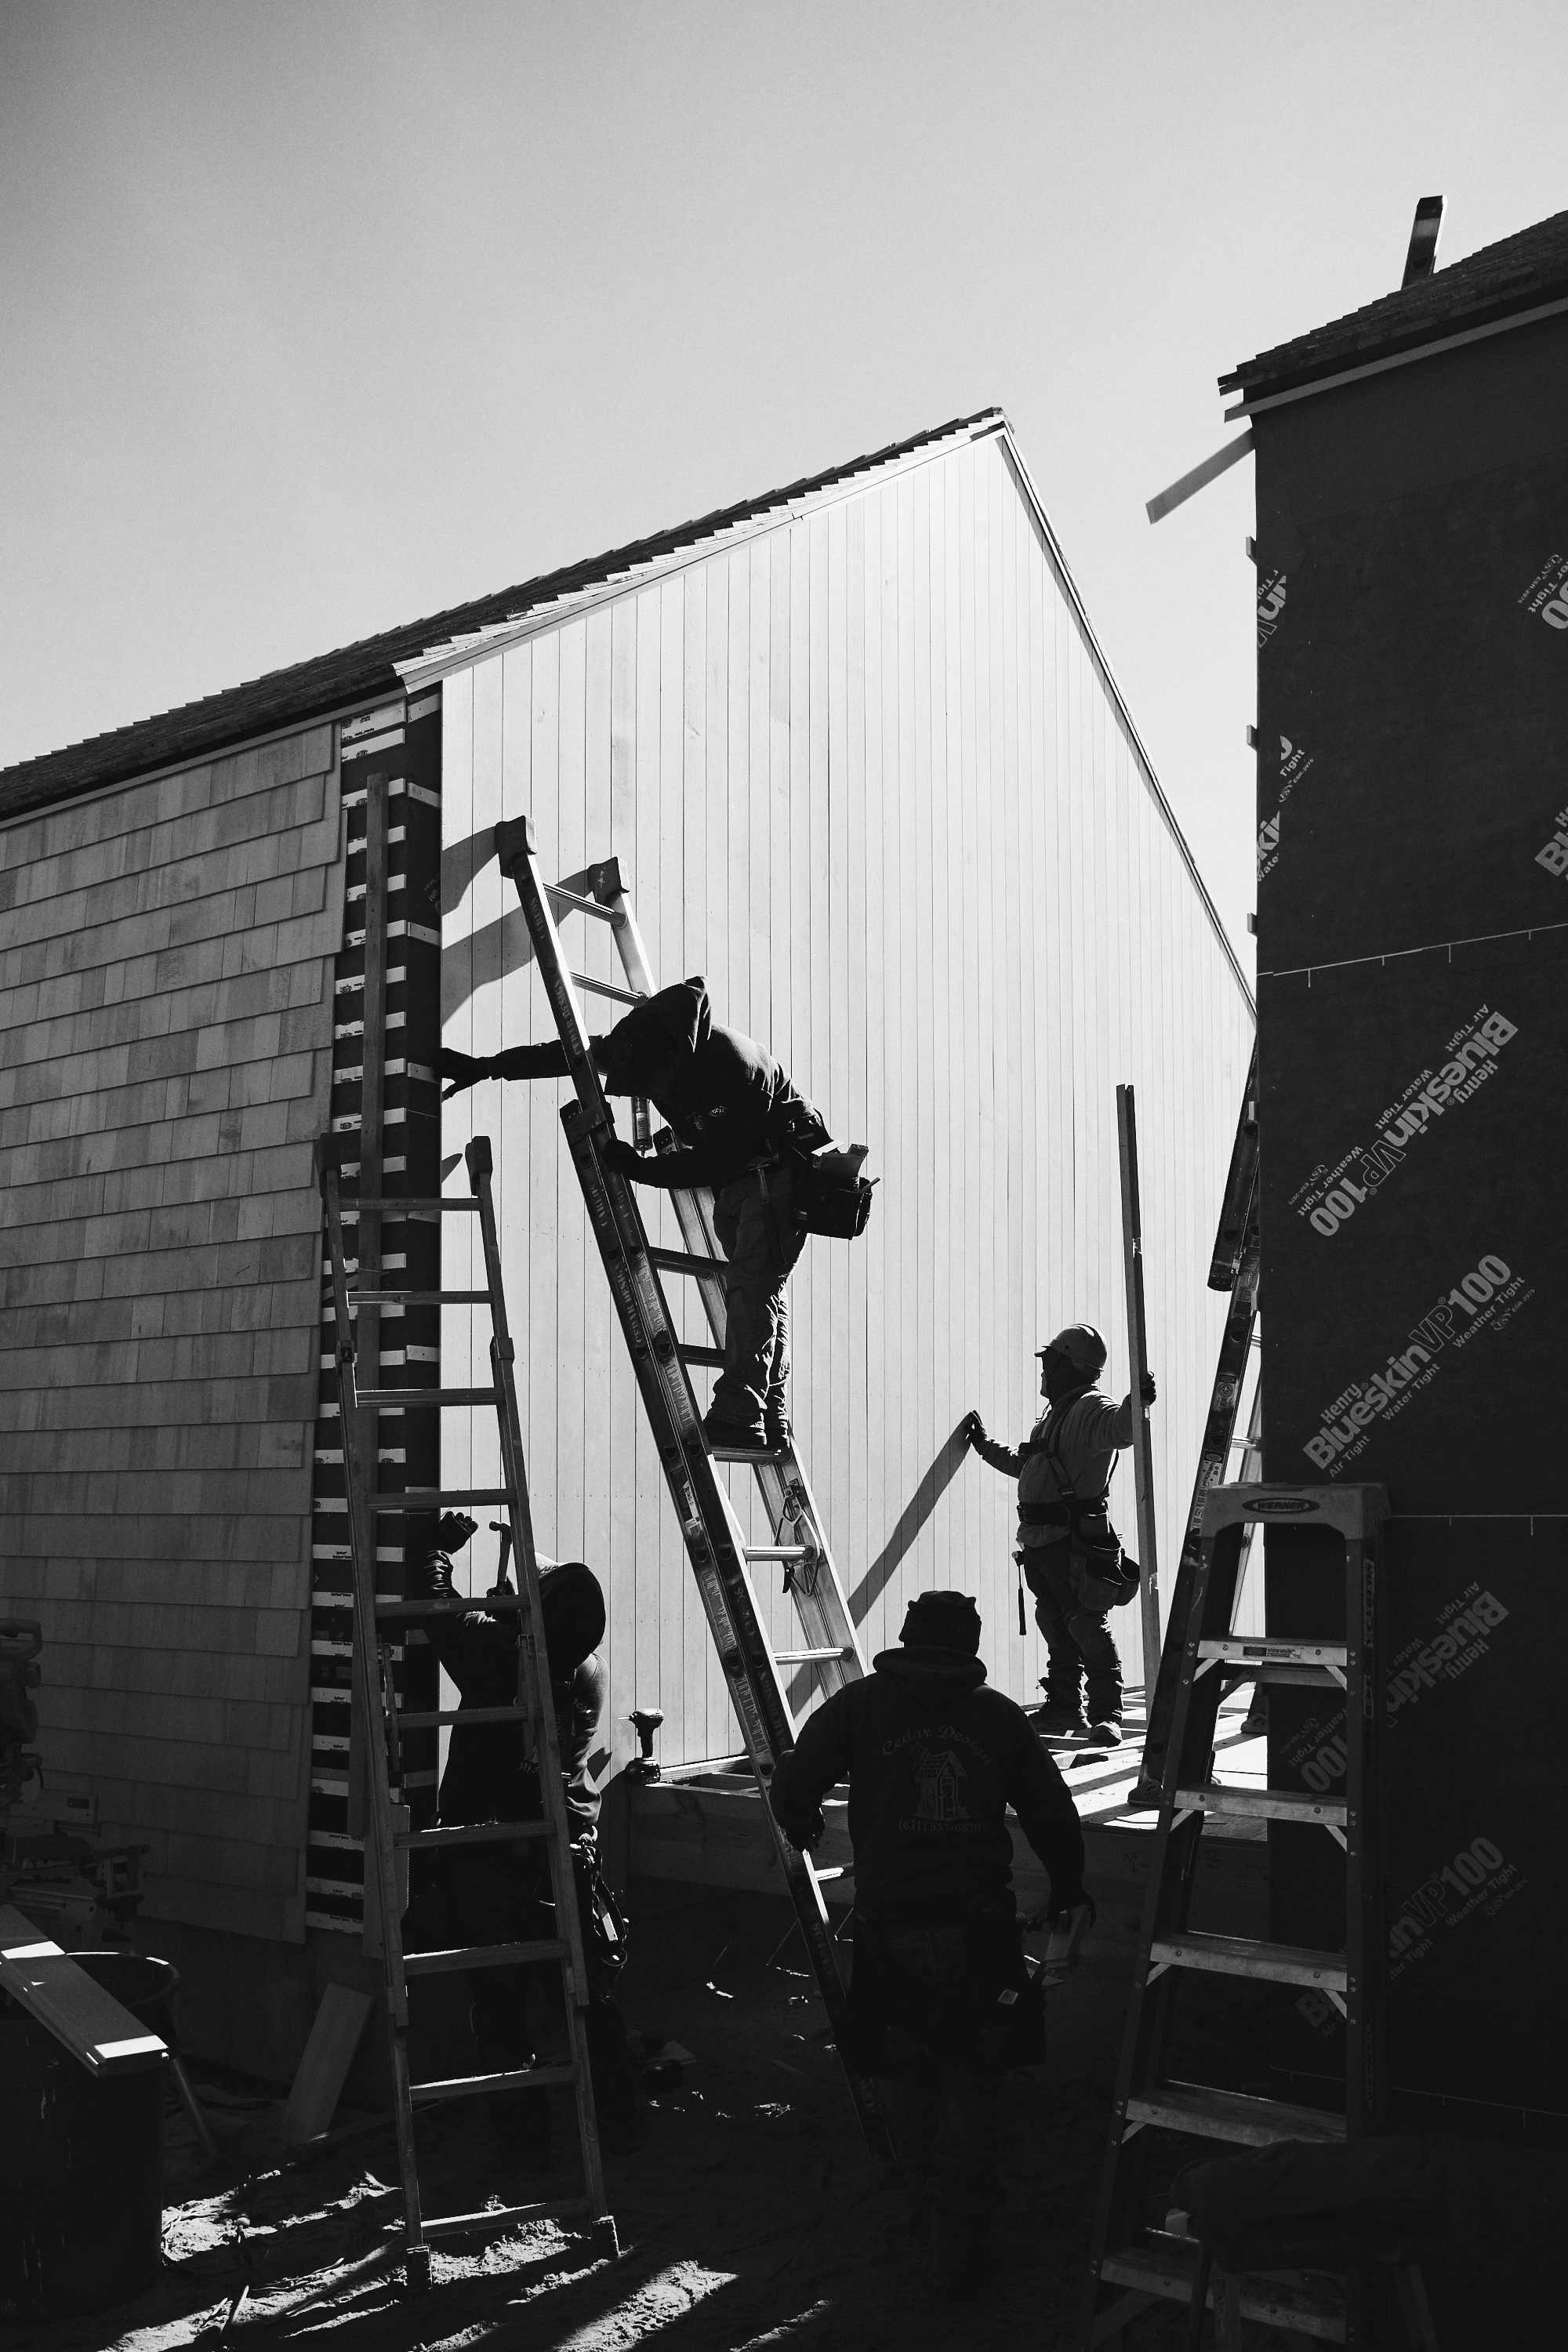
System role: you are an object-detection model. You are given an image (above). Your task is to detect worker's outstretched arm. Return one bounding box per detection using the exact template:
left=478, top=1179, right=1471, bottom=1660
left=439, top=1038, right=610, bottom=1098
left=768, top=1688, right=857, bottom=1851
left=961, top=1411, right=1027, bottom=1477
left=1004, top=1718, right=1090, bottom=1920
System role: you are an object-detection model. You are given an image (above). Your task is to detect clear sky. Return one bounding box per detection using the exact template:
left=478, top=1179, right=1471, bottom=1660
left=4, top=1, right=1566, bottom=971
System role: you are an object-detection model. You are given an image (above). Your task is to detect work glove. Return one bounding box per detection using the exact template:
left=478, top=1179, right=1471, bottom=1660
left=439, top=1047, right=492, bottom=1100
left=437, top=1512, right=478, bottom=1555
left=960, top=1410, right=987, bottom=1449
left=601, top=1137, right=645, bottom=1181
left=1139, top=1372, right=1158, bottom=1406
left=493, top=815, right=532, bottom=876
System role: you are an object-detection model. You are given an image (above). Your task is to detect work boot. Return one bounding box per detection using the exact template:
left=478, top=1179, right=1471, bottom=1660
left=763, top=1412, right=792, bottom=1454
left=1085, top=1719, right=1123, bottom=1746
left=1036, top=1685, right=1089, bottom=1737
left=702, top=1407, right=768, bottom=1454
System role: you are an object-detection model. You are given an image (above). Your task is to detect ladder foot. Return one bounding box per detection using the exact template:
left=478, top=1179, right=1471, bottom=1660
left=591, top=2213, right=622, bottom=2260
left=401, top=2247, right=432, bottom=2296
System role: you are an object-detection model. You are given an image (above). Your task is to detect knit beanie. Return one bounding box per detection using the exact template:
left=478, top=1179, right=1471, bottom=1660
left=898, top=1591, right=982, bottom=1654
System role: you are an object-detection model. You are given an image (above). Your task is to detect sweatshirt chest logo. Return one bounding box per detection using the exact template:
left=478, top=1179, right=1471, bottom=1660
left=910, top=1747, right=970, bottom=1824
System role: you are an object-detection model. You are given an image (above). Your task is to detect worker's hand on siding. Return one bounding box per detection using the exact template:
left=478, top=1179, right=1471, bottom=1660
left=437, top=1513, right=478, bottom=1552
left=601, top=1137, right=644, bottom=1181
left=1139, top=1373, right=1158, bottom=1406
left=960, top=1410, right=986, bottom=1448
left=439, top=1047, right=492, bottom=1098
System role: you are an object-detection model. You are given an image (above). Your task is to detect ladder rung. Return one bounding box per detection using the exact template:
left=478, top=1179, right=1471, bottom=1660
left=772, top=1647, right=851, bottom=1665
left=648, top=1247, right=726, bottom=1280
left=746, top=1545, right=811, bottom=1563
left=1098, top=2243, right=1345, bottom=2337
left=1197, top=1639, right=1348, bottom=1668
left=336, top=1198, right=480, bottom=1214
left=376, top=1490, right=514, bottom=1511
left=350, top=1290, right=492, bottom=1305
left=403, top=1940, right=568, bottom=1976
left=546, top=883, right=623, bottom=925
left=356, top=1388, right=500, bottom=1408
left=396, top=1821, right=553, bottom=1849
left=395, top=1705, right=532, bottom=1730
left=570, top=968, right=640, bottom=1004
left=410, top=2063, right=577, bottom=2105
left=1124, top=2081, right=1346, bottom=2147
left=413, top=2196, right=593, bottom=2244
left=710, top=1440, right=789, bottom=1463
left=1149, top=1932, right=1348, bottom=1990
left=377, top=1595, right=529, bottom=1617
left=678, top=1345, right=726, bottom=1370
left=1174, top=1785, right=1347, bottom=1828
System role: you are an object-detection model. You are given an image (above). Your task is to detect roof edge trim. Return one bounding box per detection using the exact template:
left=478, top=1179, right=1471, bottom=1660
left=391, top=415, right=1009, bottom=692
left=1222, top=289, right=1568, bottom=420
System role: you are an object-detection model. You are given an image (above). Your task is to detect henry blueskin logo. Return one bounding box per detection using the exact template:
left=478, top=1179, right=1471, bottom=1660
left=1519, top=552, right=1568, bottom=630
left=1304, top=1255, right=1531, bottom=1472
left=1257, top=570, right=1287, bottom=648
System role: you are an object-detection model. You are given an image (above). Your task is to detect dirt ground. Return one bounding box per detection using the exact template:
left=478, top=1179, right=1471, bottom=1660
left=9, top=1958, right=1213, bottom=2352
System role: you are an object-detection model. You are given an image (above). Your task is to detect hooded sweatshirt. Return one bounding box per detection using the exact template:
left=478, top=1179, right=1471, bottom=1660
left=412, top=1559, right=608, bottom=1834
left=492, top=976, right=829, bottom=1190
left=768, top=1646, right=1087, bottom=1928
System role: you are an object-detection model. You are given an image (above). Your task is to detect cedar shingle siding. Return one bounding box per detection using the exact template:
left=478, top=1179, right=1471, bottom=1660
left=0, top=723, right=343, bottom=1942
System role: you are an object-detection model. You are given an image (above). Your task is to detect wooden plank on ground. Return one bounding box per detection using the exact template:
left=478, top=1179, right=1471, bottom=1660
left=281, top=1981, right=375, bottom=2144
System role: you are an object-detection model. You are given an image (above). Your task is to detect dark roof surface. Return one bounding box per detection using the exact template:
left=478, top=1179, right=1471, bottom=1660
left=1221, top=206, right=1568, bottom=404
left=0, top=408, right=1002, bottom=826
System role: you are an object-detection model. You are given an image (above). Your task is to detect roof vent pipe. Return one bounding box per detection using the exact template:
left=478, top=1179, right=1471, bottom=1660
left=1401, top=194, right=1445, bottom=288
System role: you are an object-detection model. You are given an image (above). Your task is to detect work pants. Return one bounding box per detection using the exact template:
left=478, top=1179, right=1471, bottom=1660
left=443, top=1843, right=637, bottom=2154
left=710, top=1160, right=807, bottom=1431
left=866, top=1922, right=1004, bottom=2256
left=1024, top=1544, right=1123, bottom=1722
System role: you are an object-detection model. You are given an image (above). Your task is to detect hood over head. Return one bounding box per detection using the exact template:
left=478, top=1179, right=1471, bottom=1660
left=536, top=1562, right=606, bottom=1676
left=874, top=1645, right=988, bottom=1694
left=600, top=976, right=712, bottom=1094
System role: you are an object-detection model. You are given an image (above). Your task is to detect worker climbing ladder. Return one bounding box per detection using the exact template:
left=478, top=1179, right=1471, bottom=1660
left=1079, top=1478, right=1391, bottom=2348
left=495, top=817, right=887, bottom=2158
left=320, top=1134, right=617, bottom=2291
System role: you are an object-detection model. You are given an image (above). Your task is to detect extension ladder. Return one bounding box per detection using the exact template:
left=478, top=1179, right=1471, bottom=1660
left=495, top=818, right=886, bottom=2157
left=320, top=1133, right=617, bottom=2291
left=1134, top=1058, right=1264, bottom=1806
left=1080, top=1479, right=1389, bottom=2349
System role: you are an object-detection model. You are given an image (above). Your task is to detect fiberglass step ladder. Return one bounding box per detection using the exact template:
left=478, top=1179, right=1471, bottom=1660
left=1080, top=1478, right=1397, bottom=2350
left=321, top=1134, right=617, bottom=2291
left=496, top=817, right=887, bottom=2158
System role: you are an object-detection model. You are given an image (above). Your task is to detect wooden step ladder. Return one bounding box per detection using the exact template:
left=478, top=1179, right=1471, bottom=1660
left=1080, top=1479, right=1389, bottom=2349
left=320, top=1133, right=618, bottom=2291
left=496, top=818, right=887, bottom=2158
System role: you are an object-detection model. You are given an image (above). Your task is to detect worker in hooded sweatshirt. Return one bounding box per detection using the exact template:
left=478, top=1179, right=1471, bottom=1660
left=404, top=1515, right=643, bottom=2164
left=768, top=1590, right=1091, bottom=2294
left=963, top=1323, right=1156, bottom=1746
left=441, top=827, right=830, bottom=1454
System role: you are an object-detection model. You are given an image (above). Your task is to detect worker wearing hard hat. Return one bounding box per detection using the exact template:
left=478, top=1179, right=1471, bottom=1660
left=963, top=1324, right=1155, bottom=1744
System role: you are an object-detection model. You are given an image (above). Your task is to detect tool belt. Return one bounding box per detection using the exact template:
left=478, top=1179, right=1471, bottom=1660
left=787, top=1144, right=877, bottom=1240
left=1034, top=1406, right=1140, bottom=1612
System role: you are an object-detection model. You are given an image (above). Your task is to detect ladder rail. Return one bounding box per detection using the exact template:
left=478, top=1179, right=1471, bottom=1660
left=466, top=1134, right=612, bottom=2227
left=501, top=822, right=887, bottom=2157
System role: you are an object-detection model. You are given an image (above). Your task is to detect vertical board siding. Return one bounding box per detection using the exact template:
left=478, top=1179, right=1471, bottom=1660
left=441, top=436, right=1253, bottom=1769
left=0, top=726, right=342, bottom=1938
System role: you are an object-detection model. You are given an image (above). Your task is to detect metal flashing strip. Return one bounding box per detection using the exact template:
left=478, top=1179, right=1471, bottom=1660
left=1259, top=915, right=1568, bottom=985
left=1224, top=291, right=1568, bottom=420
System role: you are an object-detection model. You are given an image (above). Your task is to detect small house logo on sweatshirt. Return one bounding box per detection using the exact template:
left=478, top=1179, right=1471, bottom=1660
left=911, top=1748, right=969, bottom=1824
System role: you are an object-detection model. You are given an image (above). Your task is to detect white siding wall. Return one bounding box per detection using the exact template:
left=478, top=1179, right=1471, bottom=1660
left=437, top=432, right=1254, bottom=1769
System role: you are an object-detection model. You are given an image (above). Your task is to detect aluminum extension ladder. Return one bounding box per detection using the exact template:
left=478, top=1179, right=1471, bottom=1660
left=1080, top=1479, right=1390, bottom=2349
left=496, top=816, right=887, bottom=2158
left=320, top=1133, right=618, bottom=2290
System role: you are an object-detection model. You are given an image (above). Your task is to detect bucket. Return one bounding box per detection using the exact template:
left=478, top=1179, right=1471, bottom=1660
left=0, top=1950, right=174, bottom=2318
